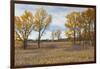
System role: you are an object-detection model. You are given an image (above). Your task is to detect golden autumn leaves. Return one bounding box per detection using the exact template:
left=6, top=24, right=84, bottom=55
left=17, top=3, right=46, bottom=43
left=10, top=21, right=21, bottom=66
left=33, top=8, right=52, bottom=48
left=15, top=8, right=52, bottom=48
left=15, top=7, right=95, bottom=49
left=65, top=8, right=95, bottom=46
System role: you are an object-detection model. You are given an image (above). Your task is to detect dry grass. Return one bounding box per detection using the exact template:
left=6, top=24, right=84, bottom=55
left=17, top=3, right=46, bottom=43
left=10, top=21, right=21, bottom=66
left=15, top=41, right=95, bottom=67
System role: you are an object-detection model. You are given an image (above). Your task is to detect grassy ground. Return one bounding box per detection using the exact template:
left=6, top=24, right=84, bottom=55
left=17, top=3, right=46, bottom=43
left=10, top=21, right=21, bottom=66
left=15, top=41, right=95, bottom=67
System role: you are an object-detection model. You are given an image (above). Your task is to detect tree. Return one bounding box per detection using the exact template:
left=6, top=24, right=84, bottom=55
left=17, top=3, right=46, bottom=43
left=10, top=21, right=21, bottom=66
left=82, top=8, right=95, bottom=46
left=15, top=32, right=20, bottom=40
left=51, top=31, right=55, bottom=41
left=65, top=8, right=95, bottom=46
left=33, top=8, right=52, bottom=48
left=55, top=29, right=61, bottom=40
left=15, top=10, right=34, bottom=49
left=65, top=30, right=74, bottom=40
left=65, top=12, right=81, bottom=45
left=51, top=29, right=61, bottom=40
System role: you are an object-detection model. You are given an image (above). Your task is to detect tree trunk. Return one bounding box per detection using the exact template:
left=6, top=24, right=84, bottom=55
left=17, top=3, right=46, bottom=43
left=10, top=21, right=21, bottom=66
left=38, top=30, right=41, bottom=48
left=23, top=39, right=27, bottom=49
left=89, top=23, right=91, bottom=46
left=73, top=30, right=76, bottom=45
left=58, top=36, right=60, bottom=40
left=92, top=22, right=95, bottom=46
left=83, top=28, right=86, bottom=47
left=79, top=31, right=81, bottom=45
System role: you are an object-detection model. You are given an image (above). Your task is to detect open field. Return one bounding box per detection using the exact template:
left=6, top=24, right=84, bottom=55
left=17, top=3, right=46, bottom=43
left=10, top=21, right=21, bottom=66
left=15, top=41, right=95, bottom=67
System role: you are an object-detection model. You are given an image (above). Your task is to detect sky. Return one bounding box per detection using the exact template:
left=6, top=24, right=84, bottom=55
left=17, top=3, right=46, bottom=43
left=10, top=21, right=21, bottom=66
left=15, top=4, right=88, bottom=40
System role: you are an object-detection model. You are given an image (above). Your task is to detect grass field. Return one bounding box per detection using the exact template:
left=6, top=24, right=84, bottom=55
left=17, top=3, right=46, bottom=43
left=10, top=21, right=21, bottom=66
left=15, top=41, right=95, bottom=67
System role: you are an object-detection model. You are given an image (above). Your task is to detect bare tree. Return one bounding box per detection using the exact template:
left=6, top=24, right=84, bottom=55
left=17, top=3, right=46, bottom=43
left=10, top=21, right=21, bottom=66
left=51, top=29, right=61, bottom=40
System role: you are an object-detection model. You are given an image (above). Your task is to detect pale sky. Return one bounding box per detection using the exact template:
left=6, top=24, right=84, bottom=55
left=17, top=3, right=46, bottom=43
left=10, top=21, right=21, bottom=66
left=15, top=4, right=88, bottom=40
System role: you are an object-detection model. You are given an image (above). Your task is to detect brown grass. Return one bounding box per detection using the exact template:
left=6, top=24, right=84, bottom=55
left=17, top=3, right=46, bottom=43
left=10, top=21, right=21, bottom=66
left=15, top=41, right=95, bottom=67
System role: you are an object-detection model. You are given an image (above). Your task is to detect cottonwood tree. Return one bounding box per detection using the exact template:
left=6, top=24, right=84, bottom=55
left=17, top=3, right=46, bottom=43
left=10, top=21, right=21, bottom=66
left=65, top=12, right=81, bottom=45
left=15, top=10, right=34, bottom=49
left=65, top=8, right=95, bottom=46
left=51, top=29, right=61, bottom=40
left=33, top=8, right=52, bottom=48
left=82, top=8, right=95, bottom=46
left=65, top=30, right=74, bottom=40
left=55, top=29, right=61, bottom=40
left=51, top=31, right=55, bottom=41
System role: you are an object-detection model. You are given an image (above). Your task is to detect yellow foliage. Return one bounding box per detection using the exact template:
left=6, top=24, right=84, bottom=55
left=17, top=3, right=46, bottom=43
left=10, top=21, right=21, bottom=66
left=33, top=8, right=52, bottom=32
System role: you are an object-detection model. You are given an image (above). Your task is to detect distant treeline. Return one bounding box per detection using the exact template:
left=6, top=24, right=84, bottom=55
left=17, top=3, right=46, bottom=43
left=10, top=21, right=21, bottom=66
left=17, top=38, right=71, bottom=43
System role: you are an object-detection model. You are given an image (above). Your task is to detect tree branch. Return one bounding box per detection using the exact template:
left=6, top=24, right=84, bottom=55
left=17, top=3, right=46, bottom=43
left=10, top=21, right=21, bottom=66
left=40, top=23, right=48, bottom=39
left=15, top=31, right=23, bottom=41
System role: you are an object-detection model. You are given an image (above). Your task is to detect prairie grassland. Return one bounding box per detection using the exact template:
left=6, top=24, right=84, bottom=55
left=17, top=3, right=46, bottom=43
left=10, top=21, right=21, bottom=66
left=15, top=41, right=95, bottom=67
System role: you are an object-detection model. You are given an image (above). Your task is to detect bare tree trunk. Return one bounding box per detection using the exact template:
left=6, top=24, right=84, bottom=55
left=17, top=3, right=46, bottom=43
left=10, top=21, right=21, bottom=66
left=78, top=31, right=81, bottom=45
left=89, top=23, right=91, bottom=46
left=73, top=30, right=76, bottom=45
left=38, top=30, right=41, bottom=48
left=77, top=32, right=79, bottom=45
left=83, top=29, right=86, bottom=48
left=92, top=22, right=95, bottom=46
left=58, top=36, right=60, bottom=40
left=23, top=38, right=27, bottom=49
